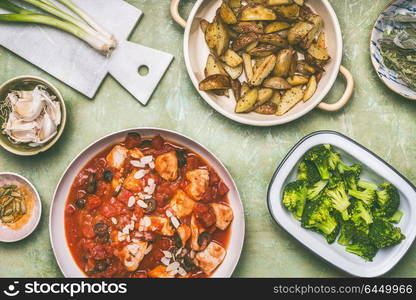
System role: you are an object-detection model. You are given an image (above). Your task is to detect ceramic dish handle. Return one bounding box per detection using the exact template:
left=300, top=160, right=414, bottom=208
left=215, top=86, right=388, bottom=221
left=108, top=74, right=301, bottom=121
left=171, top=0, right=187, bottom=28
left=318, top=65, right=354, bottom=112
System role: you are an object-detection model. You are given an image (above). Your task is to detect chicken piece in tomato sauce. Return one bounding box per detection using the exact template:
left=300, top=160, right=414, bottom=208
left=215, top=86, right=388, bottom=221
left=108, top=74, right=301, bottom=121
left=65, top=134, right=233, bottom=278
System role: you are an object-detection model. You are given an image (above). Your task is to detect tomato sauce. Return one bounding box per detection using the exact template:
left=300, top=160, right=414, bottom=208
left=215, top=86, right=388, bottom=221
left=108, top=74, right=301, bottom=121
left=65, top=134, right=232, bottom=278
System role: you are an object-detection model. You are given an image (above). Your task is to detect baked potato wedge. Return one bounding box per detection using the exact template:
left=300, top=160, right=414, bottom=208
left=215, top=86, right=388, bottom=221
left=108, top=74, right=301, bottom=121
left=220, top=2, right=238, bottom=24
left=294, top=0, right=304, bottom=5
left=255, top=101, right=277, bottom=114
left=274, top=48, right=294, bottom=77
left=287, top=75, right=309, bottom=86
left=264, top=22, right=291, bottom=34
left=229, top=0, right=242, bottom=8
left=259, top=33, right=288, bottom=47
left=263, top=76, right=292, bottom=89
left=199, top=74, right=231, bottom=91
left=287, top=22, right=314, bottom=45
left=205, top=54, right=228, bottom=77
left=240, top=5, right=277, bottom=21
left=233, top=22, right=264, bottom=34
left=317, top=32, right=326, bottom=49
left=235, top=88, right=258, bottom=113
left=296, top=60, right=316, bottom=75
left=303, top=75, right=317, bottom=102
left=223, top=63, right=243, bottom=80
left=231, top=79, right=241, bottom=101
left=270, top=91, right=282, bottom=105
left=257, top=88, right=274, bottom=105
left=275, top=4, right=300, bottom=20
left=205, top=19, right=230, bottom=57
left=250, top=54, right=277, bottom=86
left=276, top=87, right=304, bottom=115
left=267, top=0, right=293, bottom=5
left=307, top=43, right=330, bottom=61
left=300, top=15, right=323, bottom=49
left=242, top=53, right=254, bottom=81
left=221, top=49, right=243, bottom=67
left=248, top=44, right=278, bottom=57
left=232, top=32, right=258, bottom=51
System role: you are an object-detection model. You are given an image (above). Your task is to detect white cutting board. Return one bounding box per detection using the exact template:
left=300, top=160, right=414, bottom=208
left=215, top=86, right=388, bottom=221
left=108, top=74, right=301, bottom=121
left=0, top=0, right=173, bottom=105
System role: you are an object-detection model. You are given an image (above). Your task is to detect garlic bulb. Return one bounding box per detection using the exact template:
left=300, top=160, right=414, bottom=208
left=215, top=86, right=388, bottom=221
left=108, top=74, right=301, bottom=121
left=1, top=85, right=61, bottom=147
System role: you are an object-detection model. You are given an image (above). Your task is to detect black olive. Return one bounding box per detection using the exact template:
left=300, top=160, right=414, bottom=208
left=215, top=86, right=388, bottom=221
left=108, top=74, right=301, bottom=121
left=176, top=149, right=187, bottom=168
left=182, top=255, right=198, bottom=273
left=75, top=198, right=87, bottom=209
left=96, top=232, right=110, bottom=244
left=139, top=139, right=152, bottom=148
left=94, top=222, right=108, bottom=236
left=173, top=232, right=182, bottom=248
left=86, top=173, right=97, bottom=194
left=143, top=198, right=157, bottom=214
left=103, top=170, right=113, bottom=182
left=94, top=260, right=109, bottom=273
left=197, top=232, right=212, bottom=251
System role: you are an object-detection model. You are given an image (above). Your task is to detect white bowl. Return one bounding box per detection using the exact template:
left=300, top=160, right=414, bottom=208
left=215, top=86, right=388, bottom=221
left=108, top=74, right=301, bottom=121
left=50, top=128, right=245, bottom=277
left=267, top=131, right=416, bottom=277
left=0, top=172, right=42, bottom=242
left=171, top=0, right=354, bottom=126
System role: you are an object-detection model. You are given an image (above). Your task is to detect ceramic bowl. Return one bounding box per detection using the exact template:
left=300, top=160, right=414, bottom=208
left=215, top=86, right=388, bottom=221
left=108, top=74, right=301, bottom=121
left=0, top=172, right=42, bottom=242
left=0, top=76, right=67, bottom=156
left=171, top=0, right=354, bottom=126
left=370, top=0, right=416, bottom=100
left=267, top=130, right=416, bottom=277
left=50, top=127, right=245, bottom=277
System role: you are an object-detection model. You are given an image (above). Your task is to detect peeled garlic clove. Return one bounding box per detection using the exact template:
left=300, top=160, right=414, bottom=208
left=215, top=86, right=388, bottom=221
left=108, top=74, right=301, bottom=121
left=38, top=111, right=57, bottom=143
left=13, top=89, right=45, bottom=122
left=44, top=98, right=61, bottom=126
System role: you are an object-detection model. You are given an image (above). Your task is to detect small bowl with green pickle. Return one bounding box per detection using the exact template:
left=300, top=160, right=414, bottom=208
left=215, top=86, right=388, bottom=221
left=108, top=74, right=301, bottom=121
left=0, top=75, right=67, bottom=156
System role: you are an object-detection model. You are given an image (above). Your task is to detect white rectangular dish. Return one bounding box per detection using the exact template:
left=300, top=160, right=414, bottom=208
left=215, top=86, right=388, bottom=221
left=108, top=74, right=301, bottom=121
left=267, top=131, right=416, bottom=277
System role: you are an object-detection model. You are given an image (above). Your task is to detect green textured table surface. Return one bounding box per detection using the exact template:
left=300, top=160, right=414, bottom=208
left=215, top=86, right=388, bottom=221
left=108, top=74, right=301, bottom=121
left=0, top=0, right=415, bottom=278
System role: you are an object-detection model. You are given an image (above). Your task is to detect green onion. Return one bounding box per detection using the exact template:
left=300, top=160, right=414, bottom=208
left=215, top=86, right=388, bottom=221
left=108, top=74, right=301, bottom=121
left=0, top=0, right=116, bottom=55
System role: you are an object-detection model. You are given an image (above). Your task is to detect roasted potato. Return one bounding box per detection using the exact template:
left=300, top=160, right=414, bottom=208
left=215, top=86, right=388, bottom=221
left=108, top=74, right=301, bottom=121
left=264, top=22, right=291, bottom=34
left=198, top=0, right=329, bottom=117
left=235, top=88, right=258, bottom=113
left=276, top=87, right=304, bottom=115
left=274, top=48, right=294, bottom=77
left=250, top=54, right=277, bottom=86
left=263, top=77, right=292, bottom=89
left=303, top=75, right=317, bottom=101
left=233, top=22, right=264, bottom=34
left=240, top=5, right=277, bottom=21
left=221, top=49, right=243, bottom=67
left=199, top=74, right=231, bottom=91
left=232, top=32, right=258, bottom=51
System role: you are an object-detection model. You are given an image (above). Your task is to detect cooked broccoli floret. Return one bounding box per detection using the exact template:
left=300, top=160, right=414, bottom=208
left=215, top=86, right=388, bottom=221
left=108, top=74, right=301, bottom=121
left=304, top=145, right=331, bottom=180
left=325, top=222, right=340, bottom=244
left=282, top=180, right=307, bottom=220
left=348, top=188, right=377, bottom=208
left=374, top=183, right=400, bottom=218
left=358, top=180, right=378, bottom=191
left=346, top=242, right=378, bottom=261
left=341, top=164, right=362, bottom=191
left=387, top=210, right=404, bottom=224
left=301, top=196, right=338, bottom=236
left=325, top=182, right=350, bottom=221
left=338, top=220, right=355, bottom=246
left=369, top=218, right=405, bottom=249
left=350, top=199, right=373, bottom=234
left=297, top=160, right=321, bottom=184
left=325, top=145, right=341, bottom=171
left=306, top=180, right=328, bottom=200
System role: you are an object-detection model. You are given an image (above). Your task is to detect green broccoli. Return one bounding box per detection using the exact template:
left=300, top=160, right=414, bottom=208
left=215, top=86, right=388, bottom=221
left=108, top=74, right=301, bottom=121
left=369, top=218, right=405, bottom=248
left=301, top=196, right=338, bottom=237
left=338, top=220, right=355, bottom=246
left=306, top=180, right=328, bottom=200
left=325, top=145, right=341, bottom=170
left=325, top=182, right=350, bottom=221
left=348, top=188, right=377, bottom=208
left=346, top=242, right=378, bottom=261
left=387, top=210, right=404, bottom=224
left=374, top=183, right=400, bottom=218
left=297, top=160, right=321, bottom=184
left=340, top=164, right=362, bottom=191
left=282, top=180, right=307, bottom=220
left=304, top=145, right=331, bottom=180
left=350, top=199, right=373, bottom=234
left=358, top=180, right=378, bottom=191
left=325, top=222, right=340, bottom=244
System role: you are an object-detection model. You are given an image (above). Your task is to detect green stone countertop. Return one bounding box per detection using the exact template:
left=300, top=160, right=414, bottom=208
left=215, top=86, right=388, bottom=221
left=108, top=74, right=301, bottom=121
left=0, top=0, right=415, bottom=278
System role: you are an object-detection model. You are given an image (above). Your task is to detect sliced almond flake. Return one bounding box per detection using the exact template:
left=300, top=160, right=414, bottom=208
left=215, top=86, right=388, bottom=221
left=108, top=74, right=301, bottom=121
left=111, top=217, right=118, bottom=225
left=141, top=216, right=151, bottom=227
left=128, top=196, right=136, bottom=207
left=162, top=251, right=172, bottom=259
left=137, top=200, right=148, bottom=208
left=166, top=262, right=180, bottom=272
left=149, top=161, right=155, bottom=169
left=130, top=160, right=146, bottom=168
left=134, top=169, right=147, bottom=179
left=171, top=216, right=180, bottom=229
left=127, top=244, right=139, bottom=255
left=165, top=210, right=173, bottom=218
left=141, top=155, right=153, bottom=164
left=131, top=214, right=137, bottom=221
left=161, top=257, right=170, bottom=266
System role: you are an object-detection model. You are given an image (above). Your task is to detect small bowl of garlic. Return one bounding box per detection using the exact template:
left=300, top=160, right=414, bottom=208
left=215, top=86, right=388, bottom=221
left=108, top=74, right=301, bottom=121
left=0, top=76, right=67, bottom=156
